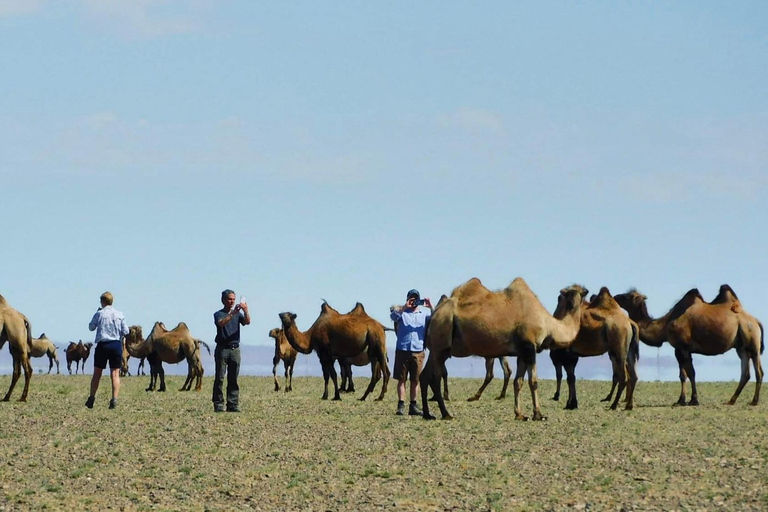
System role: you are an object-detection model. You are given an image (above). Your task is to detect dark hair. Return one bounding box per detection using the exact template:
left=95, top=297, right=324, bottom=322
left=221, top=289, right=235, bottom=301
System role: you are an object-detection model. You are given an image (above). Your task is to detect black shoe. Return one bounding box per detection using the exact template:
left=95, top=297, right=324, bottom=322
left=227, top=408, right=241, bottom=413
left=409, top=401, right=423, bottom=416
left=85, top=396, right=94, bottom=409
left=214, top=407, right=225, bottom=413
left=396, top=401, right=405, bottom=416
left=109, top=398, right=117, bottom=409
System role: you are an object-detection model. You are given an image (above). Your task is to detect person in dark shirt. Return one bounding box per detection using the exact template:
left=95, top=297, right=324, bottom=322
left=213, top=289, right=250, bottom=412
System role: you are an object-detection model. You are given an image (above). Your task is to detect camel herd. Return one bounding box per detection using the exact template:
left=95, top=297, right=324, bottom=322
left=1, top=279, right=764, bottom=422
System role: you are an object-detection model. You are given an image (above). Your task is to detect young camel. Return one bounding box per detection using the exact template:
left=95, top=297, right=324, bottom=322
left=29, top=333, right=61, bottom=374
left=0, top=294, right=33, bottom=402
left=66, top=341, right=93, bottom=375
left=278, top=301, right=391, bottom=401
left=615, top=285, right=764, bottom=406
left=124, top=323, right=211, bottom=392
left=420, top=277, right=587, bottom=421
left=549, top=287, right=639, bottom=411
left=269, top=328, right=297, bottom=392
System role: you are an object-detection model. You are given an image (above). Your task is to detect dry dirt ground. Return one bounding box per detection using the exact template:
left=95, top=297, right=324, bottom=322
left=0, top=374, right=766, bottom=511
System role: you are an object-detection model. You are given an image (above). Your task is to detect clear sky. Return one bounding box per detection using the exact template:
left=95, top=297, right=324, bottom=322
left=2, top=1, right=766, bottom=382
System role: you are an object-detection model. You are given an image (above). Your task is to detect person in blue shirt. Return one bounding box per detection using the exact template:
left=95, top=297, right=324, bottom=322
left=390, top=288, right=433, bottom=416
left=213, top=289, right=250, bottom=412
left=86, top=291, right=129, bottom=409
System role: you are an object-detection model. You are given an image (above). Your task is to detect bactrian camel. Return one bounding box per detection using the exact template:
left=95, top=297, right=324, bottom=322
left=269, top=328, right=297, bottom=392
left=337, top=350, right=389, bottom=396
left=424, top=295, right=512, bottom=402
left=279, top=301, right=391, bottom=401
left=550, top=287, right=639, bottom=411
left=66, top=341, right=93, bottom=375
left=615, top=285, right=764, bottom=406
left=421, top=277, right=587, bottom=421
left=124, top=323, right=211, bottom=392
left=29, top=333, right=60, bottom=374
left=0, top=294, right=33, bottom=402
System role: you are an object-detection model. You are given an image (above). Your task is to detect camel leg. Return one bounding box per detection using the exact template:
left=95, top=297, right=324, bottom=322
left=727, top=348, right=750, bottom=405
left=329, top=360, right=341, bottom=401
left=55, top=356, right=60, bottom=375
left=564, top=359, right=578, bottom=410
left=286, top=360, right=294, bottom=392
left=468, top=358, right=495, bottom=402
left=513, top=357, right=527, bottom=420
left=19, top=355, right=32, bottom=402
left=497, top=357, right=511, bottom=400
left=674, top=348, right=689, bottom=406
left=625, top=358, right=638, bottom=411
left=320, top=361, right=331, bottom=400
left=552, top=360, right=563, bottom=401
left=601, top=376, right=618, bottom=403
left=273, top=356, right=280, bottom=392
left=527, top=358, right=544, bottom=421
left=375, top=355, right=390, bottom=401
left=679, top=351, right=699, bottom=406
left=608, top=355, right=628, bottom=411
left=442, top=362, right=450, bottom=401
left=67, top=360, right=73, bottom=375
left=48, top=355, right=54, bottom=374
left=420, top=353, right=451, bottom=420
left=157, top=362, right=167, bottom=392
left=749, top=352, right=763, bottom=406
left=359, top=361, right=379, bottom=401
left=2, top=349, right=22, bottom=401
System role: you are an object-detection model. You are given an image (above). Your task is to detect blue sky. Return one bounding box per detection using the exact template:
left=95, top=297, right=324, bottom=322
left=2, top=1, right=766, bottom=382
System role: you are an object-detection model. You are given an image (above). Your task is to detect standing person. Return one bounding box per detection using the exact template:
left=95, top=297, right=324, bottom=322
left=86, top=291, right=129, bottom=409
left=213, top=289, right=250, bottom=412
left=390, top=288, right=433, bottom=416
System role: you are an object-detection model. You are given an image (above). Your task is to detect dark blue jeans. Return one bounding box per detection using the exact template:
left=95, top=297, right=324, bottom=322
left=212, top=345, right=241, bottom=411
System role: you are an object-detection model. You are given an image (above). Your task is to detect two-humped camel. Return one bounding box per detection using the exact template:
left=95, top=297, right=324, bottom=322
left=269, top=328, right=297, bottom=392
left=279, top=301, right=391, bottom=401
left=66, top=341, right=93, bottom=375
left=615, top=285, right=764, bottom=406
left=425, top=295, right=512, bottom=403
left=0, top=294, right=33, bottom=402
left=29, top=334, right=60, bottom=374
left=124, top=322, right=211, bottom=392
left=549, top=287, right=639, bottom=410
left=421, top=277, right=587, bottom=421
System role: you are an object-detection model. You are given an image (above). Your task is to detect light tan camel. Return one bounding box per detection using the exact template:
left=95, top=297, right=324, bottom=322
left=66, top=341, right=93, bottom=375
left=615, top=285, right=764, bottom=406
left=124, top=323, right=211, bottom=392
left=269, top=328, right=297, bottom=392
left=278, top=300, right=391, bottom=401
left=420, top=277, right=587, bottom=420
left=29, top=333, right=60, bottom=374
left=0, top=294, right=33, bottom=402
left=550, top=287, right=639, bottom=411
left=423, top=295, right=511, bottom=403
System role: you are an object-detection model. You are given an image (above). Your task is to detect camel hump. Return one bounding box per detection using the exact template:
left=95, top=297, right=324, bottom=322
left=0, top=293, right=6, bottom=305
left=173, top=322, right=190, bottom=332
left=451, top=277, right=486, bottom=297
left=320, top=301, right=339, bottom=315
left=589, top=287, right=619, bottom=310
left=669, top=288, right=703, bottom=320
left=710, top=284, right=739, bottom=305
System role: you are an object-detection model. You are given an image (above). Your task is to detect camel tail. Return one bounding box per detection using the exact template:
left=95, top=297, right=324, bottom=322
left=24, top=317, right=32, bottom=348
left=197, top=340, right=212, bottom=355
left=759, top=321, right=765, bottom=355
left=383, top=326, right=395, bottom=332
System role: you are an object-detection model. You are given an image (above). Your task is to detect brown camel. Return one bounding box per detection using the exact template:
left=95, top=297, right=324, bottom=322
left=269, top=328, right=297, bottom=392
left=337, top=350, right=390, bottom=398
left=66, top=341, right=93, bottom=375
left=615, top=285, right=764, bottom=406
left=549, top=287, right=639, bottom=411
left=124, top=323, right=211, bottom=392
left=29, top=333, right=60, bottom=374
left=420, top=277, right=587, bottom=421
left=278, top=300, right=391, bottom=401
left=0, top=294, right=33, bottom=402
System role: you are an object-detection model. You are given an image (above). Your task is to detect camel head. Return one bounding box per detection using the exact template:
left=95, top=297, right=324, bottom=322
left=268, top=328, right=281, bottom=340
left=559, top=284, right=589, bottom=311
left=614, top=289, right=647, bottom=310
left=125, top=325, right=144, bottom=345
left=279, top=312, right=297, bottom=329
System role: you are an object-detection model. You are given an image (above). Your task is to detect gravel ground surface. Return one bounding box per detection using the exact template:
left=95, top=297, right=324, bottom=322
left=0, top=374, right=766, bottom=511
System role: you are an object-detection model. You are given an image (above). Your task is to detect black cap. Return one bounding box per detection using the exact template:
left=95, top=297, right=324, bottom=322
left=406, top=289, right=420, bottom=300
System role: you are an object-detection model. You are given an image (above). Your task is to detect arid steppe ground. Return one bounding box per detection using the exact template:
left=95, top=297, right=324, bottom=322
left=0, top=374, right=766, bottom=511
